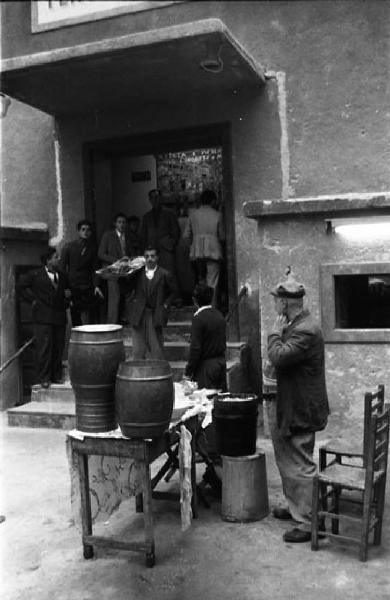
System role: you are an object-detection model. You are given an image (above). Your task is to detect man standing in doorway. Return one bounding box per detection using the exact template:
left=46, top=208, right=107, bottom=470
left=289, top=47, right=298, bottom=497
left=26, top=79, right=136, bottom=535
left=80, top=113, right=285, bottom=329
left=124, top=246, right=176, bottom=359
left=59, top=219, right=103, bottom=325
left=16, top=247, right=70, bottom=388
left=98, top=213, right=131, bottom=323
left=267, top=274, right=329, bottom=543
left=140, top=189, right=181, bottom=305
left=184, top=189, right=224, bottom=307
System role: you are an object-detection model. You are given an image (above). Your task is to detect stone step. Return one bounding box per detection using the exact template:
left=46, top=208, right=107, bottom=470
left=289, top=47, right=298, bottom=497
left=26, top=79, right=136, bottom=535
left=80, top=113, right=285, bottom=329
left=8, top=401, right=76, bottom=430
left=166, top=306, right=195, bottom=322
left=122, top=321, right=192, bottom=343
left=123, top=340, right=246, bottom=362
left=31, top=382, right=74, bottom=403
left=169, top=359, right=238, bottom=383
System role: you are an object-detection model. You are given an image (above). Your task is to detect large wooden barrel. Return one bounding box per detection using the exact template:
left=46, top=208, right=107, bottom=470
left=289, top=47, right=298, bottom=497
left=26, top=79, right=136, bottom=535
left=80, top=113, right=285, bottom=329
left=68, top=325, right=124, bottom=433
left=221, top=452, right=269, bottom=522
left=115, top=360, right=174, bottom=439
left=212, top=393, right=258, bottom=456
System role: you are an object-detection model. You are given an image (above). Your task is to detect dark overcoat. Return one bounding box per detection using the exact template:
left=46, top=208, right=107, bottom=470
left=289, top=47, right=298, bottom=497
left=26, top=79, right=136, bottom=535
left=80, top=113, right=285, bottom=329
left=267, top=309, right=329, bottom=435
left=16, top=267, right=68, bottom=325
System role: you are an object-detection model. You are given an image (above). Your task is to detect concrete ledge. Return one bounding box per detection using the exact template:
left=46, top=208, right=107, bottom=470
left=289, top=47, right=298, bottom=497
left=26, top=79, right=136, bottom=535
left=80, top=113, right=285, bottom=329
left=0, top=226, right=49, bottom=241
left=244, top=192, right=390, bottom=220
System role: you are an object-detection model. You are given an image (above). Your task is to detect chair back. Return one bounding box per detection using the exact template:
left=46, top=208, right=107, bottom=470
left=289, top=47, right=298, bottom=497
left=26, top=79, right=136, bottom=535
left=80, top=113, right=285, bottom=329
left=363, top=385, right=385, bottom=466
left=365, top=407, right=390, bottom=491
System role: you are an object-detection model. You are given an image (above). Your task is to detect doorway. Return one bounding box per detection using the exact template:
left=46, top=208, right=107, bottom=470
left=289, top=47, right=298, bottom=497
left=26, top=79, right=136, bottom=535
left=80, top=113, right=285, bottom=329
left=83, top=124, right=239, bottom=338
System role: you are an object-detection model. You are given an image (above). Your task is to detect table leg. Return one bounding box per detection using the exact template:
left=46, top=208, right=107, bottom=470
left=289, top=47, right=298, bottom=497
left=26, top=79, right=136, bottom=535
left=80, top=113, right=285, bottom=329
left=77, top=452, right=94, bottom=559
left=140, top=459, right=155, bottom=568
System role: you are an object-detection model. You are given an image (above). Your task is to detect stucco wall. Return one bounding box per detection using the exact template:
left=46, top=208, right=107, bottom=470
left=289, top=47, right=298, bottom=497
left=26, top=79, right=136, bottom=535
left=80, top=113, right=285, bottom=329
left=0, top=99, right=57, bottom=233
left=257, top=213, right=390, bottom=443
left=2, top=1, right=389, bottom=197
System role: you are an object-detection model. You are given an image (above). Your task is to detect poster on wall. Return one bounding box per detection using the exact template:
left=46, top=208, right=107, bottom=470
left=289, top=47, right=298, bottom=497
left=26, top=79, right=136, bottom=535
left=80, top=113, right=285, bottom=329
left=156, top=147, right=223, bottom=208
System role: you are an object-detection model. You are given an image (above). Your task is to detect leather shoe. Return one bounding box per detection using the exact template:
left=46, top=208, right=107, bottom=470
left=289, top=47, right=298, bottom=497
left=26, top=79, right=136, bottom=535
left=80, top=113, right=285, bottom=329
left=272, top=507, right=293, bottom=520
left=283, top=528, right=311, bottom=543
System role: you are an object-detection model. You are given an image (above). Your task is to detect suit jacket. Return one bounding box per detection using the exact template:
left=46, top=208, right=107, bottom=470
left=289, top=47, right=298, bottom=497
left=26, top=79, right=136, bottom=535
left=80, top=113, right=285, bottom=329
left=59, top=239, right=99, bottom=289
left=267, top=309, right=329, bottom=435
left=98, top=229, right=132, bottom=266
left=140, top=207, right=180, bottom=253
left=184, top=205, right=224, bottom=261
left=185, top=307, right=226, bottom=378
left=16, top=267, right=68, bottom=325
left=124, top=266, right=176, bottom=328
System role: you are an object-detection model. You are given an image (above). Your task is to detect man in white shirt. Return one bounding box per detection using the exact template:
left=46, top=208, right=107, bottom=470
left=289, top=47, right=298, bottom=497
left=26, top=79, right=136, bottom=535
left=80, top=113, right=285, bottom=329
left=123, top=246, right=176, bottom=359
left=16, top=247, right=70, bottom=388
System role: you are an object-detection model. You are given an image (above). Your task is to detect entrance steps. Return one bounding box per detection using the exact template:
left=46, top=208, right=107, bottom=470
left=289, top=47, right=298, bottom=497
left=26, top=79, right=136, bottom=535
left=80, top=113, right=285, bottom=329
left=8, top=306, right=250, bottom=429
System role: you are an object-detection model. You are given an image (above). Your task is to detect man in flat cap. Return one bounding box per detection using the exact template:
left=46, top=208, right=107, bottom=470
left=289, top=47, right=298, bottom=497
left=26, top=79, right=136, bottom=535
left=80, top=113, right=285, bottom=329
left=267, top=272, right=329, bottom=543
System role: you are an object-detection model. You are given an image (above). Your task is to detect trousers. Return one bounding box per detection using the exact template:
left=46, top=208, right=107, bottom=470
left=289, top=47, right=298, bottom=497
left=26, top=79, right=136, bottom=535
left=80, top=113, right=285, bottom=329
left=132, top=308, right=164, bottom=360
left=268, top=401, right=316, bottom=527
left=33, top=322, right=65, bottom=384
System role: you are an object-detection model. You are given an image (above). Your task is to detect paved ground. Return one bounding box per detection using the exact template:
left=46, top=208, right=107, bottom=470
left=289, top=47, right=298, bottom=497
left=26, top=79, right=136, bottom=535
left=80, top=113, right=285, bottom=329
left=1, top=416, right=389, bottom=600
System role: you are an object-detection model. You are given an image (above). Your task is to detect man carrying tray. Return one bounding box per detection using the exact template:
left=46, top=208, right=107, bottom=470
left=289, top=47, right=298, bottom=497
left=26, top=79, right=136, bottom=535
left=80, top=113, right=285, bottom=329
left=122, top=246, right=177, bottom=359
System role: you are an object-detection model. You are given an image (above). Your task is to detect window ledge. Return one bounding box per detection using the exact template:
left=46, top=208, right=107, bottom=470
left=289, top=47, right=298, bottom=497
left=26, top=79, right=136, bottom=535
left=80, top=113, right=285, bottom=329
left=244, top=192, right=390, bottom=220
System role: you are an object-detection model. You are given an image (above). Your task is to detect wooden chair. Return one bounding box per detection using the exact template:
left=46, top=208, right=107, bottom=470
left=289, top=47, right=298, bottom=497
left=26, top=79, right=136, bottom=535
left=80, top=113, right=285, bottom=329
left=311, top=407, right=390, bottom=561
left=319, top=385, right=385, bottom=469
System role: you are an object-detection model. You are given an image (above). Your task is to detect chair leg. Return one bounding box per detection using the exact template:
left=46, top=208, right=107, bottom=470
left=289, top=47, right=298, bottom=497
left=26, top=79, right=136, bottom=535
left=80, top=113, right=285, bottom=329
left=311, top=475, right=320, bottom=551
left=373, top=478, right=385, bottom=546
left=331, top=486, right=340, bottom=535
left=359, top=490, right=371, bottom=562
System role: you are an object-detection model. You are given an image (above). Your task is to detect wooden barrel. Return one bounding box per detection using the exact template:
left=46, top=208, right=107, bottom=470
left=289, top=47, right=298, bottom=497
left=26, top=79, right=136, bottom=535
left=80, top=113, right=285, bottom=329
left=68, top=325, right=125, bottom=433
left=212, top=393, right=258, bottom=456
left=221, top=452, right=269, bottom=522
left=115, top=359, right=174, bottom=439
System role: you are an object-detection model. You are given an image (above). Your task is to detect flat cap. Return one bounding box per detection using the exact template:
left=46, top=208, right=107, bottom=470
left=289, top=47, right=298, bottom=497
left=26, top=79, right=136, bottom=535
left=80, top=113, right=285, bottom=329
left=271, top=278, right=306, bottom=298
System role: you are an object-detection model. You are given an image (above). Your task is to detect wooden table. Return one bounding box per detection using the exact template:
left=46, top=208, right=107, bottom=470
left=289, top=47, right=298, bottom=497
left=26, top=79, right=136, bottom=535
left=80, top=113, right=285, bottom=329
left=68, top=416, right=198, bottom=567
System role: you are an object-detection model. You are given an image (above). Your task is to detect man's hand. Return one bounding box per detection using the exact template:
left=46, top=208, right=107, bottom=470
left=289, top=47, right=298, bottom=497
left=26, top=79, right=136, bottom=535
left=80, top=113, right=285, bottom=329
left=94, top=287, right=104, bottom=299
left=64, top=288, right=72, bottom=300
left=270, top=314, right=288, bottom=336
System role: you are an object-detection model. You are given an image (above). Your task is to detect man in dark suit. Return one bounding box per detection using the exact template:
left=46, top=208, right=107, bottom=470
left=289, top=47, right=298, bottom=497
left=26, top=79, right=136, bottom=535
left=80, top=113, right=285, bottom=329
left=98, top=213, right=131, bottom=324
left=184, top=283, right=227, bottom=390
left=140, top=189, right=181, bottom=306
left=124, top=246, right=176, bottom=359
left=267, top=274, right=329, bottom=543
left=59, top=219, right=103, bottom=325
left=16, top=247, right=70, bottom=388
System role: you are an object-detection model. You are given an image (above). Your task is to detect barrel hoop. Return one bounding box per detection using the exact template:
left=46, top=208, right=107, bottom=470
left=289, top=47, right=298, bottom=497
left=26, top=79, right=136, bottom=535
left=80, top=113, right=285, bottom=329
left=121, top=420, right=171, bottom=428
left=116, top=375, right=172, bottom=382
left=76, top=404, right=115, bottom=409
left=214, top=413, right=258, bottom=420
left=69, top=339, right=122, bottom=346
left=73, top=383, right=113, bottom=389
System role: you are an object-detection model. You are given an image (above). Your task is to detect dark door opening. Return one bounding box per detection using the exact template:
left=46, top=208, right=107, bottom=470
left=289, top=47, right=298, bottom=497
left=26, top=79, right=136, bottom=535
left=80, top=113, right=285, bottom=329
left=83, top=124, right=239, bottom=339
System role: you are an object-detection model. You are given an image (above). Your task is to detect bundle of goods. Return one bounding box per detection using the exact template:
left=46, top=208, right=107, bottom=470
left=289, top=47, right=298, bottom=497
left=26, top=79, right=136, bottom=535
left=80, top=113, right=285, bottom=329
left=96, top=256, right=145, bottom=280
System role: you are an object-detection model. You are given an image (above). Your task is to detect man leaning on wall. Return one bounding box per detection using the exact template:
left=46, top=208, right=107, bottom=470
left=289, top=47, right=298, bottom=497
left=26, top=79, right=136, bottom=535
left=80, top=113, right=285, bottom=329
left=267, top=272, right=329, bottom=543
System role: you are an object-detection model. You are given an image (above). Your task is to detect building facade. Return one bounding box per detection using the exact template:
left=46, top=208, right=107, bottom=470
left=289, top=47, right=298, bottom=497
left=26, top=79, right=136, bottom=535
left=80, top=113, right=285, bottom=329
left=1, top=1, right=390, bottom=441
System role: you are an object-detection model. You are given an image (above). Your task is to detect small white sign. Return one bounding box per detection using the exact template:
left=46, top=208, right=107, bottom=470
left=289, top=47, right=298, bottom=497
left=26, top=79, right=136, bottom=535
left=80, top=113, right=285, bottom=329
left=32, top=1, right=178, bottom=32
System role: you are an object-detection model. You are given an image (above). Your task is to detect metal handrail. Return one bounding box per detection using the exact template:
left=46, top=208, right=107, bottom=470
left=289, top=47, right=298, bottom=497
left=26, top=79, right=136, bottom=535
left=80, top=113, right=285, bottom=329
left=0, top=338, right=34, bottom=374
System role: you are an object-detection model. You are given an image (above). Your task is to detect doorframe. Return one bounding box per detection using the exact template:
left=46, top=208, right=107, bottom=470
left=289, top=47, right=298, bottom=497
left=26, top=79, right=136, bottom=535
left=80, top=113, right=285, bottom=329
left=82, top=123, right=239, bottom=340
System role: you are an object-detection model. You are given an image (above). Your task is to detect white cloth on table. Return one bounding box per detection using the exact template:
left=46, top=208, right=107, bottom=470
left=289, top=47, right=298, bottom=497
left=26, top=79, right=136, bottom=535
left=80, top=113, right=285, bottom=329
left=66, top=384, right=216, bottom=531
